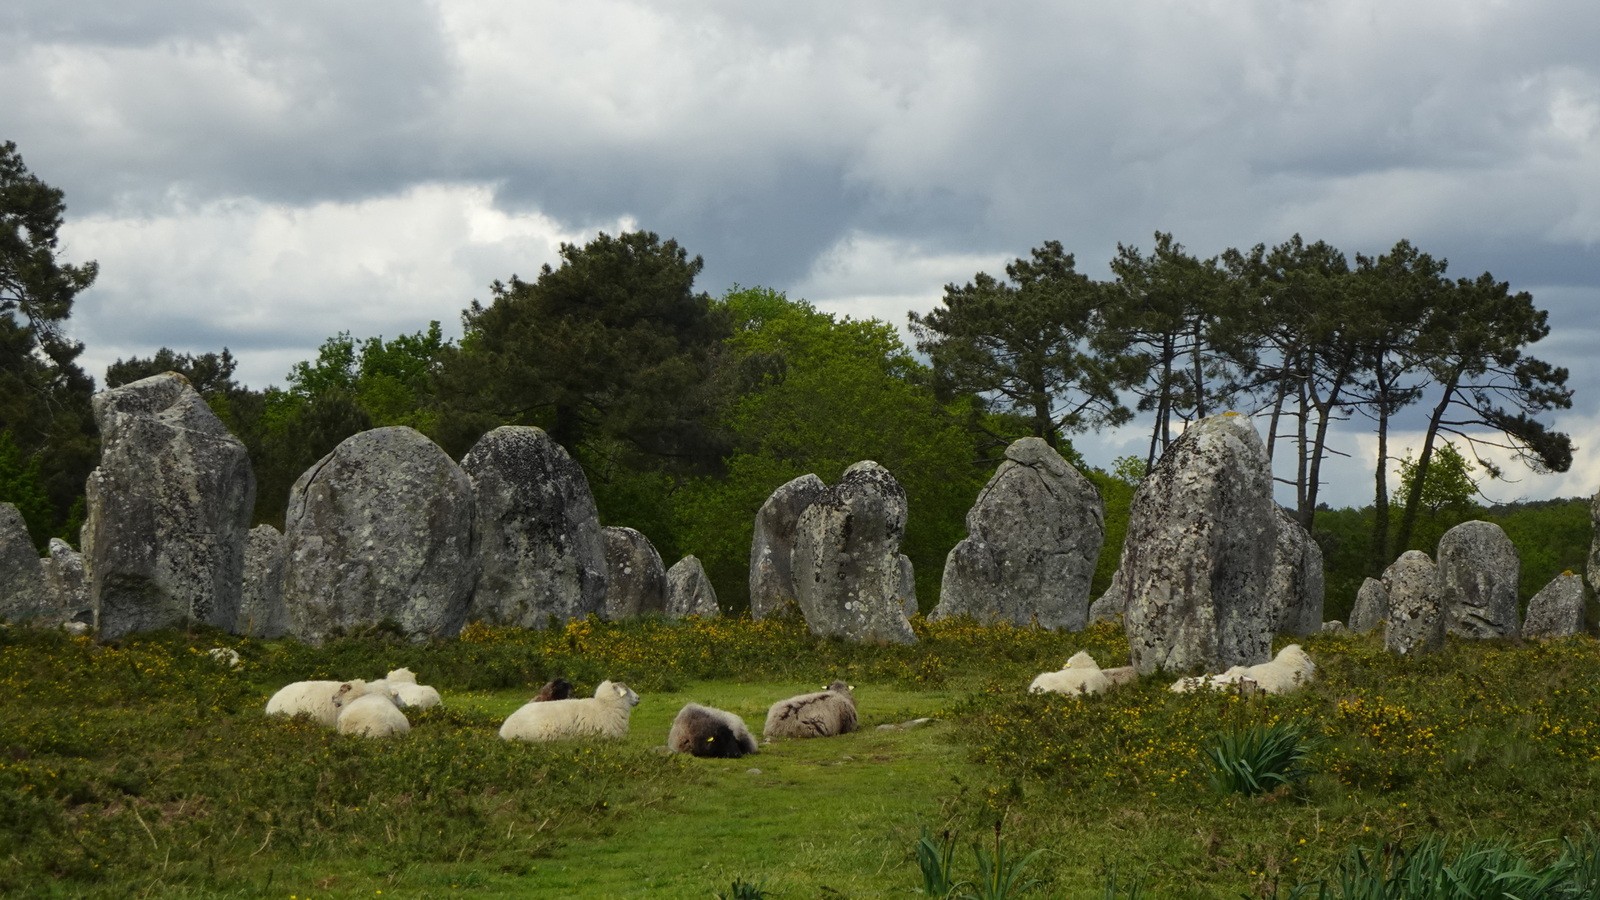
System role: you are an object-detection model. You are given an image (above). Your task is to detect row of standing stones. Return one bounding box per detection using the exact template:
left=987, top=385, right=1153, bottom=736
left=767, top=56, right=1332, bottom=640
left=0, top=374, right=1593, bottom=673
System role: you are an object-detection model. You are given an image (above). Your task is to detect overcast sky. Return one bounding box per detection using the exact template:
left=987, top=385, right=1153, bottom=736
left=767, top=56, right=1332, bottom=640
left=4, top=1, right=1597, bottom=507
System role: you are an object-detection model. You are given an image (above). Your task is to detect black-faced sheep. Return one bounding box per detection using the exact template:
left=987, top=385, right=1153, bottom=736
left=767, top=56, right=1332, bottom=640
left=334, top=690, right=411, bottom=738
left=499, top=680, right=640, bottom=742
left=763, top=680, right=857, bottom=740
left=383, top=667, right=442, bottom=709
left=533, top=678, right=574, bottom=702
left=1029, top=651, right=1112, bottom=696
left=1169, top=644, right=1316, bottom=695
left=265, top=679, right=391, bottom=728
left=668, top=703, right=758, bottom=758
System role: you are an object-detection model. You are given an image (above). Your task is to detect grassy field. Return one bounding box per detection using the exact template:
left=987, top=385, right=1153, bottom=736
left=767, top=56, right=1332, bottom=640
left=3, top=616, right=1600, bottom=898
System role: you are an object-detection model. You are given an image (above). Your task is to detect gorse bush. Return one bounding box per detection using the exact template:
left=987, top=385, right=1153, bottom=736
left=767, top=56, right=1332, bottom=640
left=1204, top=719, right=1317, bottom=797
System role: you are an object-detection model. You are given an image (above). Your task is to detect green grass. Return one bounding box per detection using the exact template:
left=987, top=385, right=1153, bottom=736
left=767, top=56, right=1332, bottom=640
left=4, top=617, right=1600, bottom=897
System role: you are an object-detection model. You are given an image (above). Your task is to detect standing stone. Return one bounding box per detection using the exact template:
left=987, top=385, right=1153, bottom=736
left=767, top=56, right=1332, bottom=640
left=603, top=526, right=667, bottom=619
left=665, top=555, right=720, bottom=618
left=1589, top=488, right=1600, bottom=600
left=238, top=525, right=288, bottom=639
left=0, top=504, right=47, bottom=622
left=1383, top=550, right=1444, bottom=655
left=792, top=461, right=915, bottom=644
left=750, top=474, right=828, bottom=619
left=84, top=373, right=255, bottom=640
left=1122, top=414, right=1278, bottom=675
left=1523, top=572, right=1587, bottom=639
left=897, top=554, right=918, bottom=617
left=1087, top=568, right=1127, bottom=623
left=41, top=538, right=90, bottom=625
left=932, top=437, right=1104, bottom=630
left=1436, top=520, right=1520, bottom=639
left=1348, top=577, right=1389, bottom=633
left=462, top=426, right=606, bottom=628
left=282, top=427, right=477, bottom=644
left=1267, top=508, right=1326, bottom=636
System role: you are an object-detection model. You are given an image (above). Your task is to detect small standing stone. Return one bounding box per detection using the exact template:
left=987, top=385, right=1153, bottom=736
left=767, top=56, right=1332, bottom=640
left=1522, top=571, right=1587, bottom=639
left=665, top=555, right=720, bottom=618
left=603, top=526, right=668, bottom=619
left=0, top=503, right=47, bottom=623
left=1348, top=577, right=1389, bottom=633
left=750, top=474, right=828, bottom=619
left=1383, top=550, right=1444, bottom=656
left=239, top=524, right=288, bottom=639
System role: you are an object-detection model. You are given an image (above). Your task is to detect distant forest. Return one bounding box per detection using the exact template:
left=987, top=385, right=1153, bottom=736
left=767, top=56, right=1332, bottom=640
left=2, top=140, right=1588, bottom=618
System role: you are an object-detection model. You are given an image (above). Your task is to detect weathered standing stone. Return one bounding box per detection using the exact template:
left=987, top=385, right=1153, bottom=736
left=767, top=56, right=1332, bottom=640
left=462, top=426, right=606, bottom=628
left=282, top=427, right=477, bottom=644
left=0, top=504, right=47, bottom=622
left=897, top=554, right=918, bottom=617
left=84, top=373, right=255, bottom=640
left=932, top=437, right=1104, bottom=629
left=1122, top=414, right=1278, bottom=675
left=1436, top=520, right=1520, bottom=639
left=1383, top=550, right=1444, bottom=655
left=1267, top=508, right=1326, bottom=637
left=665, top=555, right=720, bottom=618
left=750, top=474, right=828, bottom=619
left=1589, top=488, right=1600, bottom=600
left=603, top=526, right=667, bottom=619
left=1348, top=577, right=1389, bottom=633
left=1087, top=568, right=1127, bottom=623
left=41, top=538, right=90, bottom=625
left=238, top=525, right=288, bottom=638
left=1522, top=571, right=1587, bottom=639
left=792, top=461, right=915, bottom=643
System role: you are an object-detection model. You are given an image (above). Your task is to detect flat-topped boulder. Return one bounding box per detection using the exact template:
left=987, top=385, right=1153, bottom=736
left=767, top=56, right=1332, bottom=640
left=1122, top=414, right=1278, bottom=675
left=463, top=426, right=606, bottom=627
left=83, top=373, right=254, bottom=639
left=282, top=426, right=477, bottom=643
left=932, top=437, right=1103, bottom=629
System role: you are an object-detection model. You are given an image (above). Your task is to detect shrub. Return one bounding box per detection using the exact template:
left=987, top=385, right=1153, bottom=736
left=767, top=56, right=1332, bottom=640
left=1204, top=720, right=1317, bottom=797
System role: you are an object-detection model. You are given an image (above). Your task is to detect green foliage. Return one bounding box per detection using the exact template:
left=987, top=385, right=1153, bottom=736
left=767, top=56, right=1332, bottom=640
left=1204, top=720, right=1317, bottom=797
left=917, top=826, right=965, bottom=897
left=714, top=877, right=770, bottom=899
left=1298, top=830, right=1600, bottom=899
left=1396, top=442, right=1479, bottom=517
left=915, top=822, right=1046, bottom=900
left=0, top=429, right=52, bottom=549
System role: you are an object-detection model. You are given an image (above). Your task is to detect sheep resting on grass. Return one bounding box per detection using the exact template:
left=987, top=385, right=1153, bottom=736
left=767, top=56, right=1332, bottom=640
left=763, top=681, right=857, bottom=740
left=383, top=667, right=442, bottom=709
left=265, top=679, right=393, bottom=728
left=1170, top=644, right=1316, bottom=695
left=1029, top=651, right=1114, bottom=696
left=500, top=680, right=640, bottom=742
left=335, top=690, right=411, bottom=738
left=668, top=703, right=758, bottom=758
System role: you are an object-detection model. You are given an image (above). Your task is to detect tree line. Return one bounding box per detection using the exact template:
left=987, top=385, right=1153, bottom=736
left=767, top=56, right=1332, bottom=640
left=0, top=139, right=1579, bottom=614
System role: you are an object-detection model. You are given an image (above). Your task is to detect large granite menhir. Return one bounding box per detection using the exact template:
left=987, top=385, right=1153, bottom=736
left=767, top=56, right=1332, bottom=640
left=792, top=461, right=916, bottom=644
left=1122, top=414, right=1278, bottom=675
left=84, top=373, right=255, bottom=639
left=463, top=426, right=606, bottom=628
left=282, top=426, right=477, bottom=644
left=1383, top=550, right=1444, bottom=656
left=1436, top=520, right=1520, bottom=639
left=749, top=474, right=828, bottom=619
left=932, top=437, right=1103, bottom=629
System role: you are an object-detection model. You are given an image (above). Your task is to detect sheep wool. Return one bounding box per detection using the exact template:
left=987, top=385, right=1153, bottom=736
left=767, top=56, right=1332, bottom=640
left=266, top=679, right=389, bottom=728
left=1029, top=651, right=1112, bottom=696
left=500, top=680, right=640, bottom=742
left=668, top=703, right=758, bottom=758
left=763, top=680, right=858, bottom=740
left=382, top=668, right=442, bottom=709
left=1169, top=644, right=1316, bottom=695
left=534, top=678, right=574, bottom=702
left=336, top=691, right=411, bottom=737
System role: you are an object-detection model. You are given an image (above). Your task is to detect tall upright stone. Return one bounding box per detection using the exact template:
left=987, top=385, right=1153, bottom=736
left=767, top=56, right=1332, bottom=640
left=1087, top=568, right=1127, bottom=623
left=238, top=524, right=288, bottom=639
left=792, top=461, right=915, bottom=644
left=1522, top=571, right=1586, bottom=640
left=40, top=538, right=90, bottom=625
left=897, top=554, right=918, bottom=617
left=750, top=474, right=828, bottom=619
left=1383, top=550, right=1444, bottom=655
left=282, top=427, right=477, bottom=644
left=603, top=526, right=667, bottom=619
left=1348, top=577, right=1389, bottom=633
left=462, top=426, right=606, bottom=628
left=0, top=504, right=47, bottom=623
left=1589, top=488, right=1600, bottom=600
left=1267, top=508, right=1325, bottom=637
left=666, top=554, right=720, bottom=618
left=1436, top=520, right=1520, bottom=639
left=932, top=437, right=1104, bottom=629
left=1122, top=413, right=1278, bottom=675
left=84, top=373, right=255, bottom=639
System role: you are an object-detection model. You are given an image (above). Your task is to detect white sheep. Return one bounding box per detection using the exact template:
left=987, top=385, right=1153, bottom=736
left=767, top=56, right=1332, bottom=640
left=763, top=680, right=858, bottom=740
left=499, top=680, right=640, bottom=742
left=1029, top=651, right=1112, bottom=696
left=207, top=647, right=242, bottom=668
left=265, top=679, right=391, bottom=728
left=383, top=667, right=443, bottom=709
left=668, top=703, right=758, bottom=758
left=335, top=690, right=411, bottom=738
left=1169, top=644, right=1316, bottom=695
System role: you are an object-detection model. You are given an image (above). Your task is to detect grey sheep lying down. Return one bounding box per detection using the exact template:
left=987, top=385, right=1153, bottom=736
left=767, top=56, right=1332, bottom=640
left=668, top=703, right=758, bottom=758
left=763, top=680, right=858, bottom=740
